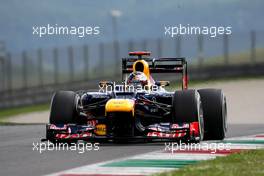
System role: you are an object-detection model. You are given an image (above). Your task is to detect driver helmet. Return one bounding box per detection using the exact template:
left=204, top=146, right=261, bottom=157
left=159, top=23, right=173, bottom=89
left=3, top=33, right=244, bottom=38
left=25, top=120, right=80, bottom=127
left=126, top=71, right=148, bottom=87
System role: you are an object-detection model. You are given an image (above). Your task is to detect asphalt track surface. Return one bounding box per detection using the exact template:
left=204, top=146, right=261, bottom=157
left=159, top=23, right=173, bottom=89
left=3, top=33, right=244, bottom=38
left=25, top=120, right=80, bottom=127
left=0, top=124, right=264, bottom=176
left=1, top=79, right=264, bottom=176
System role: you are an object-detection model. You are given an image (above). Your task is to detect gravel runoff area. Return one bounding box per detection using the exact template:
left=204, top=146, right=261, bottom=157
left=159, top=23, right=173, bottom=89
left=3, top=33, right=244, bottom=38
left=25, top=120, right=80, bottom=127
left=3, top=78, right=264, bottom=124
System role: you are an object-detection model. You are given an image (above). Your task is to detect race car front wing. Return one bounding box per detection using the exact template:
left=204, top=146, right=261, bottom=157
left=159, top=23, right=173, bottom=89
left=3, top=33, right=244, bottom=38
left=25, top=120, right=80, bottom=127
left=43, top=121, right=201, bottom=143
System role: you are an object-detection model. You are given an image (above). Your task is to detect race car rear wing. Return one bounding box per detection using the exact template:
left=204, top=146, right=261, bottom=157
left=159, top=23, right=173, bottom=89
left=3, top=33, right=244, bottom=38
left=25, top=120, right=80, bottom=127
left=122, top=57, right=188, bottom=89
left=122, top=57, right=187, bottom=73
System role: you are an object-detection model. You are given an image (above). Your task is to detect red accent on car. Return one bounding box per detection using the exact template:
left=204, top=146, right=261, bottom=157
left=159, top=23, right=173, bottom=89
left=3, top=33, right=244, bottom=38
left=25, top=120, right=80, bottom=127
left=255, top=135, right=264, bottom=138
left=129, top=51, right=151, bottom=56
left=87, top=120, right=98, bottom=127
left=147, top=132, right=187, bottom=138
left=80, top=132, right=92, bottom=138
left=182, top=75, right=188, bottom=89
left=189, top=122, right=200, bottom=137
left=49, top=124, right=67, bottom=130
left=55, top=132, right=92, bottom=139
left=55, top=134, right=69, bottom=139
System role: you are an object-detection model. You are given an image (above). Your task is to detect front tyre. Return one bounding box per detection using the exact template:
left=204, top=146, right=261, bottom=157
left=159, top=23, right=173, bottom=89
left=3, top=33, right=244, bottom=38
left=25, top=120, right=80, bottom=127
left=172, top=89, right=204, bottom=142
left=49, top=91, right=78, bottom=124
left=198, top=89, right=227, bottom=140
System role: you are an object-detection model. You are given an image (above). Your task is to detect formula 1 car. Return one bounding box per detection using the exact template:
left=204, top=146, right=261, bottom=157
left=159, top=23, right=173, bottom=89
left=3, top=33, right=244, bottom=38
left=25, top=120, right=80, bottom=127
left=44, top=51, right=227, bottom=143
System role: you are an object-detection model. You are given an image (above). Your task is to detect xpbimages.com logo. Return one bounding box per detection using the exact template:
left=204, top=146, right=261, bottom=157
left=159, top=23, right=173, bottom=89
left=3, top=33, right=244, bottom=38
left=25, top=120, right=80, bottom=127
left=165, top=24, right=232, bottom=38
left=165, top=141, right=232, bottom=154
left=32, top=141, right=100, bottom=154
left=98, top=81, right=166, bottom=93
left=32, top=24, right=100, bottom=38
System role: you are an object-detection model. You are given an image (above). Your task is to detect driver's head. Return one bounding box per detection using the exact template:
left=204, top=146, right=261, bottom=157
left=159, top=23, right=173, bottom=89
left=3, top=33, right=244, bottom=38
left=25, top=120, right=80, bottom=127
left=126, top=71, right=148, bottom=87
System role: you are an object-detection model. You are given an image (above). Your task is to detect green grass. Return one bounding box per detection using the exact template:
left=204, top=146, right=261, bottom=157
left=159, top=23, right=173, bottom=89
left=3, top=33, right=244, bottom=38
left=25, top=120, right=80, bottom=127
left=0, top=104, right=49, bottom=121
left=156, top=149, right=264, bottom=176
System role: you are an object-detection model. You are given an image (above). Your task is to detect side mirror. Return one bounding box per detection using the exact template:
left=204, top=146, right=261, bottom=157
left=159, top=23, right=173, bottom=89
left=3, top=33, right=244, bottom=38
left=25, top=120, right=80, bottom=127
left=155, top=81, right=170, bottom=87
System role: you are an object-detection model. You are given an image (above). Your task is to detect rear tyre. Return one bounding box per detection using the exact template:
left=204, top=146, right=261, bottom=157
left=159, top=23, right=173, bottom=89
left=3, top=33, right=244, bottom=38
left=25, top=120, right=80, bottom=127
left=172, top=89, right=204, bottom=141
left=198, top=89, right=227, bottom=140
left=49, top=91, right=77, bottom=124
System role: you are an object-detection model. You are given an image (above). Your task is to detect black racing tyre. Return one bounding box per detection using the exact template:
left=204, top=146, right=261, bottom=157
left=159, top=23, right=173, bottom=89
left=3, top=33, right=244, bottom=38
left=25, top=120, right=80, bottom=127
left=172, top=89, right=204, bottom=141
left=198, top=89, right=227, bottom=140
left=49, top=91, right=78, bottom=124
